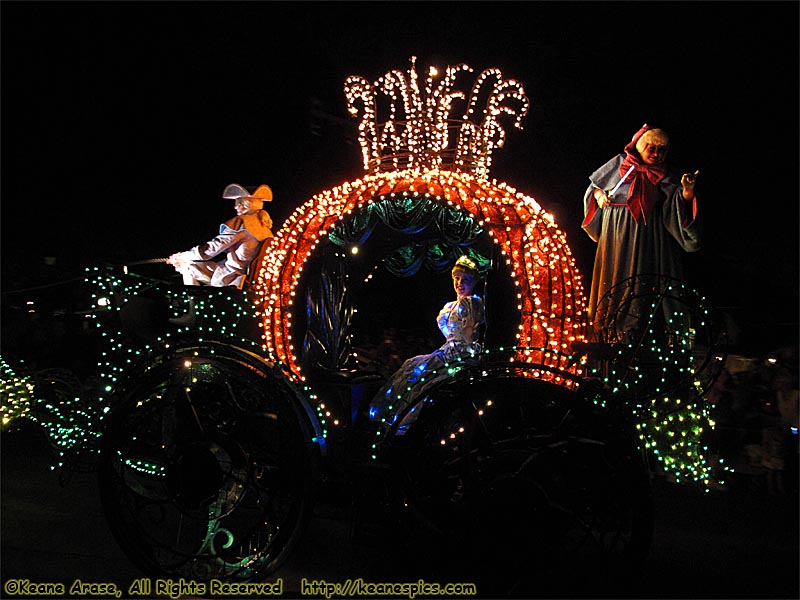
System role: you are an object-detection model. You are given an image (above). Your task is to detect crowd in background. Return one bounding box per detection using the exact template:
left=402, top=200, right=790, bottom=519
left=706, top=345, right=799, bottom=494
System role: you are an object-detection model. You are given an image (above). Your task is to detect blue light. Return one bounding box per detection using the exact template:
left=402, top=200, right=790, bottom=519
left=409, top=362, right=427, bottom=384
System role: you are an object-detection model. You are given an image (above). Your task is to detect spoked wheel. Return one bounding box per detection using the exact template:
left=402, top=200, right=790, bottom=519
left=98, top=348, right=317, bottom=581
left=593, top=274, right=727, bottom=405
left=380, top=369, right=653, bottom=598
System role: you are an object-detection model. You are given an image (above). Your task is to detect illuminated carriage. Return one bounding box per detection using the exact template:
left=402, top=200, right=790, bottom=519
left=34, top=58, right=724, bottom=596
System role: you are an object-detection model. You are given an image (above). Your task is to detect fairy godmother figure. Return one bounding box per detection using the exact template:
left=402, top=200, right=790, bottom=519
left=582, top=124, right=701, bottom=342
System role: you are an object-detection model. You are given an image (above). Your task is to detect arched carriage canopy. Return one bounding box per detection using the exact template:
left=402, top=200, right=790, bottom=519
left=296, top=198, right=511, bottom=374
left=328, top=195, right=492, bottom=278
left=251, top=170, right=588, bottom=378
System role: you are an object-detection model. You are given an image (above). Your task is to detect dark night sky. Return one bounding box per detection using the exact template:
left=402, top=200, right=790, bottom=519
left=1, top=1, right=798, bottom=342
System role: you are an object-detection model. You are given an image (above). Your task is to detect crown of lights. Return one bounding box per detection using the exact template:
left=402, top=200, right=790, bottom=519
left=344, top=56, right=530, bottom=179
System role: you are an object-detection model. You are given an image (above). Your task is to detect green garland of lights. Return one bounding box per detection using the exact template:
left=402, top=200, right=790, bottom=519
left=1, top=266, right=329, bottom=475
left=595, top=289, right=731, bottom=491
left=1, top=356, right=35, bottom=428
left=370, top=333, right=728, bottom=492
left=2, top=268, right=726, bottom=491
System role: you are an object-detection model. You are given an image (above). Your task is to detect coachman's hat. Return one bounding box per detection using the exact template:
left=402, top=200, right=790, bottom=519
left=222, top=183, right=274, bottom=202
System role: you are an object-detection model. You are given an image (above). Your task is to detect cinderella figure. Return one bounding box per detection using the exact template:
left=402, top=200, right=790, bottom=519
left=369, top=255, right=485, bottom=431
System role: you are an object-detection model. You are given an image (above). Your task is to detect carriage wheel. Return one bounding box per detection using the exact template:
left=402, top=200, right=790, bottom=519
left=593, top=274, right=727, bottom=405
left=98, top=350, right=316, bottom=581
left=380, top=371, right=653, bottom=597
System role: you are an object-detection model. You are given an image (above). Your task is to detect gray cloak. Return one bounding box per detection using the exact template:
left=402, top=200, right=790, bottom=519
left=582, top=154, right=701, bottom=341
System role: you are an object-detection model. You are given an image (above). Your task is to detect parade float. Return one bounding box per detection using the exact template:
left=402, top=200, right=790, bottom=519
left=1, top=57, right=727, bottom=596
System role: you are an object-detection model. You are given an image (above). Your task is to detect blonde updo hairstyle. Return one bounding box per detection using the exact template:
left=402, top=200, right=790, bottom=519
left=451, top=254, right=483, bottom=279
left=635, top=128, right=670, bottom=156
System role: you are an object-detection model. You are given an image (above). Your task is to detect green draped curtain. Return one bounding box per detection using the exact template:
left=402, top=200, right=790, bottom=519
left=327, top=196, right=490, bottom=276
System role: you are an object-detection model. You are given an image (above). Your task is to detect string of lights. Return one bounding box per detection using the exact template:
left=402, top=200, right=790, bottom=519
left=0, top=57, right=725, bottom=492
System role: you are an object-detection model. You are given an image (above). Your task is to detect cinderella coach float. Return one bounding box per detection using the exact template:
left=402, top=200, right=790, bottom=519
left=1, top=57, right=727, bottom=597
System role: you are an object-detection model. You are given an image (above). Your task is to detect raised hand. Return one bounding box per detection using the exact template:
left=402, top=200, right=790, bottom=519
left=681, top=169, right=700, bottom=199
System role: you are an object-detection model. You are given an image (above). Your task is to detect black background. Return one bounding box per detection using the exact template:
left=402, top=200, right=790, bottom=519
left=2, top=1, right=798, bottom=351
